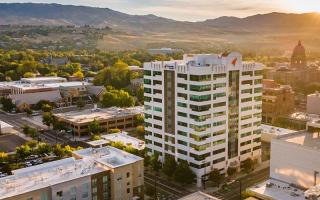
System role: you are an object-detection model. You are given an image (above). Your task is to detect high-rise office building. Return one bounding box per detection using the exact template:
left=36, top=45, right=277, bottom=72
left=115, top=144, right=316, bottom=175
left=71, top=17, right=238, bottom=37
left=144, top=52, right=263, bottom=186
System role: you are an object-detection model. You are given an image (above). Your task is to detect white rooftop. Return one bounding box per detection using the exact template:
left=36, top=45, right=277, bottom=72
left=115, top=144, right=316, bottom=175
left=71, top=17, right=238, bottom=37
left=44, top=81, right=91, bottom=88
left=0, top=120, right=13, bottom=129
left=179, top=191, right=221, bottom=200
left=248, top=179, right=305, bottom=200
left=261, top=124, right=296, bottom=137
left=0, top=157, right=105, bottom=199
left=277, top=131, right=320, bottom=150
left=73, top=146, right=143, bottom=168
left=54, top=106, right=143, bottom=124
left=101, top=132, right=145, bottom=150
left=21, top=76, right=67, bottom=83
left=87, top=139, right=109, bottom=147
left=0, top=146, right=143, bottom=198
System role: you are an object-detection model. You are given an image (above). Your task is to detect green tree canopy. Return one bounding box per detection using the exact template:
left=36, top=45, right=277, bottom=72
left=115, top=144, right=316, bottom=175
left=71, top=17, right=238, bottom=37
left=100, top=88, right=135, bottom=108
left=174, top=161, right=196, bottom=185
left=88, top=119, right=100, bottom=135
left=162, top=155, right=177, bottom=177
left=209, top=168, right=224, bottom=187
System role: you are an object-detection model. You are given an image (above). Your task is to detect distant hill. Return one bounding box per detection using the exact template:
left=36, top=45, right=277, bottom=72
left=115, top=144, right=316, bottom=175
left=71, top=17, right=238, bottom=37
left=0, top=3, right=320, bottom=51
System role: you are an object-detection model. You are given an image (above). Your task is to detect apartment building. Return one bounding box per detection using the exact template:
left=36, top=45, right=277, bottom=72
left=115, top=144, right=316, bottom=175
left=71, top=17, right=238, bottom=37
left=0, top=146, right=144, bottom=200
left=53, top=106, right=143, bottom=136
left=144, top=52, right=263, bottom=186
left=262, top=79, right=295, bottom=124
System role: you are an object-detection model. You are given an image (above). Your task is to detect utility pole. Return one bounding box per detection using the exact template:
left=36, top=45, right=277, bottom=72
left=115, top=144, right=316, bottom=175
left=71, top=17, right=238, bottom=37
left=154, top=172, right=157, bottom=200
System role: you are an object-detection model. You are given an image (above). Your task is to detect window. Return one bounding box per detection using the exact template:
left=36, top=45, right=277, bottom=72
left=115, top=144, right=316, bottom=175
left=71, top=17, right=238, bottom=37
left=212, top=157, right=225, bottom=164
left=242, top=71, right=253, bottom=76
left=144, top=87, right=151, bottom=94
left=254, top=87, right=262, bottom=93
left=190, top=124, right=211, bottom=132
left=190, top=94, right=211, bottom=102
left=241, top=114, right=252, bottom=120
left=144, top=70, right=151, bottom=76
left=241, top=131, right=252, bottom=138
left=153, top=115, right=162, bottom=121
left=178, top=112, right=187, bottom=117
left=127, top=172, right=130, bottom=178
left=240, top=140, right=251, bottom=146
left=254, top=96, right=262, bottom=102
left=254, top=70, right=263, bottom=76
left=190, top=104, right=211, bottom=112
left=56, top=191, right=63, bottom=197
left=240, top=149, right=251, bottom=155
left=241, top=89, right=252, bottom=94
left=127, top=188, right=130, bottom=193
left=212, top=139, right=225, bottom=146
left=213, top=102, right=226, bottom=108
left=153, top=106, right=162, bottom=112
left=177, top=73, right=187, bottom=80
left=241, top=97, right=252, bottom=103
left=241, top=123, right=252, bottom=129
left=153, top=89, right=162, bottom=94
left=177, top=83, right=188, bottom=90
left=153, top=71, right=162, bottom=76
left=213, top=120, right=226, bottom=127
left=242, top=80, right=253, bottom=85
left=178, top=149, right=187, bottom=155
left=190, top=84, right=211, bottom=92
left=153, top=80, right=162, bottom=85
left=190, top=75, right=211, bottom=81
left=241, top=106, right=252, bottom=111
left=178, top=121, right=188, bottom=127
left=144, top=79, right=151, bottom=85
left=144, top=96, right=151, bottom=102
left=177, top=102, right=187, bottom=108
left=154, top=98, right=162, bottom=103
left=190, top=114, right=211, bottom=122
left=213, top=92, right=226, bottom=100
left=213, top=73, right=226, bottom=80
left=213, top=130, right=225, bottom=137
left=177, top=130, right=187, bottom=137
left=178, top=93, right=187, bottom=100
left=213, top=148, right=225, bottom=154
left=213, top=111, right=225, bottom=117
left=154, top=124, right=162, bottom=130
left=154, top=142, right=162, bottom=147
left=213, top=83, right=226, bottom=90
left=178, top=140, right=188, bottom=146
left=254, top=79, right=262, bottom=84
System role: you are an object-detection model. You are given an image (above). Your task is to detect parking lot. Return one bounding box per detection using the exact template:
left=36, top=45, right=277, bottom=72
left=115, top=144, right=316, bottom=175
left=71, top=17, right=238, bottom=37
left=0, top=134, right=27, bottom=153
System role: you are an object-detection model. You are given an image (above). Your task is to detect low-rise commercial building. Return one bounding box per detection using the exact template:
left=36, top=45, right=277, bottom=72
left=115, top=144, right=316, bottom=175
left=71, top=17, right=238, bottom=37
left=101, top=132, right=145, bottom=150
left=54, top=106, right=144, bottom=136
left=262, top=79, right=295, bottom=124
left=261, top=124, right=296, bottom=143
left=179, top=191, right=221, bottom=200
left=307, top=91, right=320, bottom=115
left=0, top=146, right=144, bottom=200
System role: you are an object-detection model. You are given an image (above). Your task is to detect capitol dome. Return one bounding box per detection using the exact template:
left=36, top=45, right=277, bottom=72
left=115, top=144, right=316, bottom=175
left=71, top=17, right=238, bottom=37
left=291, top=40, right=306, bottom=69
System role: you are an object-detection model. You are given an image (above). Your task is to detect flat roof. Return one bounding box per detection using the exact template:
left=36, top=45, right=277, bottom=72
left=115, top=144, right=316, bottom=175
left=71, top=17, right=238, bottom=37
left=277, top=131, right=320, bottom=149
left=44, top=81, right=91, bottom=88
left=290, top=112, right=320, bottom=121
left=21, top=77, right=66, bottom=82
left=73, top=146, right=143, bottom=168
left=179, top=191, right=221, bottom=200
left=247, top=179, right=305, bottom=200
left=101, top=132, right=145, bottom=150
left=87, top=139, right=109, bottom=146
left=54, top=106, right=143, bottom=124
left=0, top=157, right=106, bottom=199
left=261, top=124, right=296, bottom=137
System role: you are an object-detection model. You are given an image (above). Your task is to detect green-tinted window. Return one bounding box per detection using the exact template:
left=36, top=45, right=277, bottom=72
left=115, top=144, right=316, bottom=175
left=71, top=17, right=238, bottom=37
left=213, top=83, right=226, bottom=89
left=144, top=70, right=151, bottom=76
left=254, top=70, right=263, bottom=76
left=190, top=84, right=211, bottom=92
left=190, top=104, right=211, bottom=112
left=144, top=79, right=151, bottom=85
left=177, top=83, right=188, bottom=90
left=177, top=102, right=187, bottom=108
left=153, top=106, right=162, bottom=112
left=190, top=94, right=211, bottom=102
left=144, top=87, right=151, bottom=94
left=213, top=92, right=226, bottom=99
left=178, top=112, right=187, bottom=117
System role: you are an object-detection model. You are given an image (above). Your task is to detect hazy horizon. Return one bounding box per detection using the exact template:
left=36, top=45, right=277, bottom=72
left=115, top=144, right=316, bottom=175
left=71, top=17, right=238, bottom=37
left=0, top=0, right=320, bottom=21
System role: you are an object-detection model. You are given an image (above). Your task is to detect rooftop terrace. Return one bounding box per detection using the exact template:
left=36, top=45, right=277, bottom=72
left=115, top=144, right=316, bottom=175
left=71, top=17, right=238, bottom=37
left=261, top=124, right=296, bottom=137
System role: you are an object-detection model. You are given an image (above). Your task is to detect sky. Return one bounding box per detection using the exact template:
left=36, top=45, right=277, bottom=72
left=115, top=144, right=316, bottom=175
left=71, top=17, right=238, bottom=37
left=1, top=0, right=320, bottom=21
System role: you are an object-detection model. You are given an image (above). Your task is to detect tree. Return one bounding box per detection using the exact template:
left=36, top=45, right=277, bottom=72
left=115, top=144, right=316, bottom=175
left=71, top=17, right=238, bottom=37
left=88, top=119, right=100, bottom=135
left=110, top=141, right=125, bottom=150
left=242, top=158, right=254, bottom=173
left=1, top=97, right=15, bottom=112
left=100, top=88, right=135, bottom=108
left=37, top=143, right=51, bottom=156
left=26, top=108, right=33, bottom=116
left=42, top=112, right=54, bottom=126
left=0, top=152, right=8, bottom=164
left=174, top=161, right=196, bottom=185
left=35, top=100, right=51, bottom=110
left=227, top=167, right=237, bottom=177
left=23, top=72, right=36, bottom=78
left=15, top=145, right=31, bottom=161
left=150, top=153, right=161, bottom=172
left=209, top=169, right=224, bottom=187
left=72, top=71, right=84, bottom=79
left=135, top=125, right=145, bottom=137
left=135, top=114, right=144, bottom=126
left=53, top=144, right=65, bottom=158
left=22, top=125, right=37, bottom=139
left=26, top=140, right=38, bottom=152
left=162, top=155, right=177, bottom=177
left=109, top=128, right=121, bottom=133
left=41, top=104, right=52, bottom=112
left=91, top=134, right=101, bottom=141
left=144, top=155, right=150, bottom=167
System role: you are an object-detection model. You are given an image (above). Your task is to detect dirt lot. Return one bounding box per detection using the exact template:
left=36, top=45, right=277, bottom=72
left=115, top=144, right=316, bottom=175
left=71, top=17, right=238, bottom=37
left=0, top=134, right=26, bottom=153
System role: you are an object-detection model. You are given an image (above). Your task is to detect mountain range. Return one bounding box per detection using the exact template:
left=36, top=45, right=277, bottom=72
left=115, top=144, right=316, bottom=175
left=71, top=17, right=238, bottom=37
left=0, top=3, right=320, bottom=51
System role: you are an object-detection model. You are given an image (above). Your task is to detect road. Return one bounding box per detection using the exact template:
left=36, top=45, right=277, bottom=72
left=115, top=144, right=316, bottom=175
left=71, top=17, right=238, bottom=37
left=0, top=112, right=88, bottom=147
left=144, top=172, right=192, bottom=199
left=211, top=168, right=270, bottom=200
